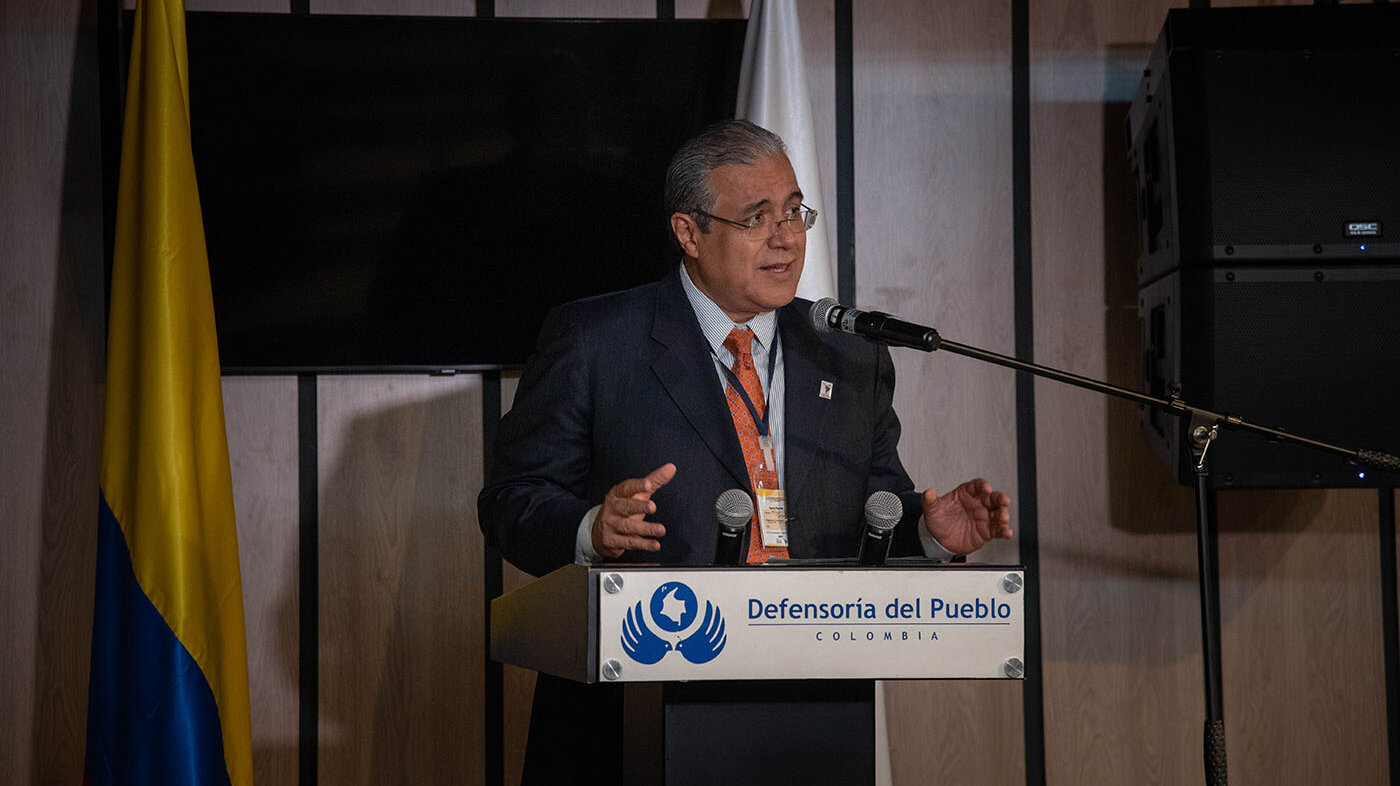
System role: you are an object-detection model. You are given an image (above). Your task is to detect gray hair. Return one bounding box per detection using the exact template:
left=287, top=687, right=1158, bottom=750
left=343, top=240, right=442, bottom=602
left=664, top=119, right=787, bottom=233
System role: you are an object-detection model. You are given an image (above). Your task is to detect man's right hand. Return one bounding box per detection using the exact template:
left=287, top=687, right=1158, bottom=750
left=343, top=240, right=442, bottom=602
left=591, top=463, right=677, bottom=559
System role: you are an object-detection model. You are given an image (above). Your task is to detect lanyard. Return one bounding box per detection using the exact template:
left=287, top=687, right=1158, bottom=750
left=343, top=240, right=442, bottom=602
left=719, top=329, right=780, bottom=438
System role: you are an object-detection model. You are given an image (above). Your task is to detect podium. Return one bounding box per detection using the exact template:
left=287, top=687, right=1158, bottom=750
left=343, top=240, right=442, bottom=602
left=491, top=562, right=1025, bottom=785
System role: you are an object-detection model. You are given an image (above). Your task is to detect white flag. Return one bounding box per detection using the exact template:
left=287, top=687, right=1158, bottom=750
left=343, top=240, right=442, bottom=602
left=737, top=0, right=836, bottom=301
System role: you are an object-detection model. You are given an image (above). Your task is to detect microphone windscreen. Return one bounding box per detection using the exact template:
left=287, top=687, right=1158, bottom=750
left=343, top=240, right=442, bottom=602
left=810, top=298, right=840, bottom=333
left=715, top=488, right=755, bottom=532
left=864, top=491, right=902, bottom=531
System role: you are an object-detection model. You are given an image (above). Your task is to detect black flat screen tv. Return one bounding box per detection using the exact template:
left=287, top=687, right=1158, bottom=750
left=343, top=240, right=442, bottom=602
left=179, top=12, right=746, bottom=372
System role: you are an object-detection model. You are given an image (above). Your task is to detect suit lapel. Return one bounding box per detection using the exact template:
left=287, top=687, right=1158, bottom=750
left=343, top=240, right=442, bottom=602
left=649, top=270, right=751, bottom=490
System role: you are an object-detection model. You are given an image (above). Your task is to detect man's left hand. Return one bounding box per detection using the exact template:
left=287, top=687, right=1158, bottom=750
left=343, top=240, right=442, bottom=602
left=921, top=479, right=1013, bottom=555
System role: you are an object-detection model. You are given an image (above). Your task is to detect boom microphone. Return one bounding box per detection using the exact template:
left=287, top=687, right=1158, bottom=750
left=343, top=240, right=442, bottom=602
left=810, top=297, right=941, bottom=351
left=714, top=488, right=754, bottom=566
left=857, top=490, right=903, bottom=566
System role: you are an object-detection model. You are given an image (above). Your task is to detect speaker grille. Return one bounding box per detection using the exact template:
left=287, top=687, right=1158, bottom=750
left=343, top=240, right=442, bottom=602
left=1201, top=49, right=1400, bottom=249
left=1142, top=265, right=1400, bottom=488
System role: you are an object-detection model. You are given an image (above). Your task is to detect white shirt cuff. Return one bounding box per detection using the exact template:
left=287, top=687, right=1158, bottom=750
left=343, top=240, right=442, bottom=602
left=575, top=504, right=603, bottom=564
left=918, top=517, right=958, bottom=560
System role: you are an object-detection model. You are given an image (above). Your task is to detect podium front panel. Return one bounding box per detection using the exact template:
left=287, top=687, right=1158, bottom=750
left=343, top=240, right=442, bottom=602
left=594, top=565, right=1024, bottom=683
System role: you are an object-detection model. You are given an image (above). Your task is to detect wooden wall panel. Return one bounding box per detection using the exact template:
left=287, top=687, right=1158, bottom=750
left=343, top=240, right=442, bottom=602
left=853, top=0, right=1018, bottom=560
left=1, top=0, right=106, bottom=782
left=1030, top=2, right=1216, bottom=783
left=223, top=376, right=302, bottom=785
left=123, top=0, right=291, bottom=11
left=496, top=374, right=536, bottom=786
left=795, top=0, right=839, bottom=300
left=853, top=3, right=1023, bottom=785
left=1217, top=489, right=1387, bottom=784
left=675, top=0, right=748, bottom=19
left=317, top=374, right=485, bottom=786
left=495, top=0, right=653, bottom=18
left=309, top=0, right=477, bottom=14
left=184, top=0, right=291, bottom=10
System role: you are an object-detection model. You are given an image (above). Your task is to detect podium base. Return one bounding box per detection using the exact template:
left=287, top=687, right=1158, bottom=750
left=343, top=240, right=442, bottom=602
left=624, top=680, right=875, bottom=786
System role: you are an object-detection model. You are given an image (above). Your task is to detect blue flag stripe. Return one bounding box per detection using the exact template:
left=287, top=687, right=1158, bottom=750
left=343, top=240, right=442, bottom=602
left=86, top=492, right=232, bottom=786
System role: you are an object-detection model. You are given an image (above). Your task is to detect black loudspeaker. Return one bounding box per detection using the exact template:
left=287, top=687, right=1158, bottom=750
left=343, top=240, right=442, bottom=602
left=1140, top=266, right=1400, bottom=489
left=1128, top=5, right=1400, bottom=489
left=1128, top=5, right=1400, bottom=285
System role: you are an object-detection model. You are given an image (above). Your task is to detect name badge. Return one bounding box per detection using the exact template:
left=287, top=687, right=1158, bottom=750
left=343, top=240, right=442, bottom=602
left=755, top=488, right=788, bottom=548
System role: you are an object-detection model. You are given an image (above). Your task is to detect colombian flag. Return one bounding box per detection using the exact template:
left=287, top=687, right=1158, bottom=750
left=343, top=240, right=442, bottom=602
left=85, top=0, right=253, bottom=783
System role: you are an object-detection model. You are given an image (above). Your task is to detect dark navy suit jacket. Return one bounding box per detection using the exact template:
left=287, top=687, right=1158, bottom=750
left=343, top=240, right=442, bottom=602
left=478, top=267, right=925, bottom=576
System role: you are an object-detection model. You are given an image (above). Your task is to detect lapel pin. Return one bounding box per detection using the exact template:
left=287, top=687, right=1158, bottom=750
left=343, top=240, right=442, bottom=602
left=819, top=380, right=833, bottom=400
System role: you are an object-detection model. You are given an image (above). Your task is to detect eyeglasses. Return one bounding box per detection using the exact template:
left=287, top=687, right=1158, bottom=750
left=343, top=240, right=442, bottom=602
left=693, top=204, right=818, bottom=235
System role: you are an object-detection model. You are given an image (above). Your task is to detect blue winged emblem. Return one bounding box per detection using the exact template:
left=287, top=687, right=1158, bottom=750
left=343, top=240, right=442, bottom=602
left=675, top=600, right=726, bottom=664
left=621, top=601, right=671, bottom=664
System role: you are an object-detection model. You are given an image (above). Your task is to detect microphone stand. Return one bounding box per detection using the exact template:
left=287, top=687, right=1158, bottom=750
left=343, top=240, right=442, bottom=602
left=914, top=332, right=1400, bottom=786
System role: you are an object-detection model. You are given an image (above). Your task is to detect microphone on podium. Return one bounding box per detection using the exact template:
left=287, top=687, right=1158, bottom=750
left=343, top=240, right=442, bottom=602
left=857, top=491, right=903, bottom=566
left=713, top=488, right=754, bottom=566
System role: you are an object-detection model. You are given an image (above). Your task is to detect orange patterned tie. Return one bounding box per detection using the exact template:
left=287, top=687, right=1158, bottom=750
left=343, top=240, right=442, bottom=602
left=721, top=328, right=789, bottom=562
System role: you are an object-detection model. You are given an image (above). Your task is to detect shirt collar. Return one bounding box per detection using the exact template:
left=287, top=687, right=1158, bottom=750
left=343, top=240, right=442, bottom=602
left=678, top=262, right=778, bottom=355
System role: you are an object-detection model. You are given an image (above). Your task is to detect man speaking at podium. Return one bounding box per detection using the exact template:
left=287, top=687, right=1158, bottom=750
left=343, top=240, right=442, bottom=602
left=478, top=120, right=1012, bottom=782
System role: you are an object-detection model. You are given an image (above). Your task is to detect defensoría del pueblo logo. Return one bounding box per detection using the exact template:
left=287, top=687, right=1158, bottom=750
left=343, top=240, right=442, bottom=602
left=621, top=581, right=726, bottom=665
